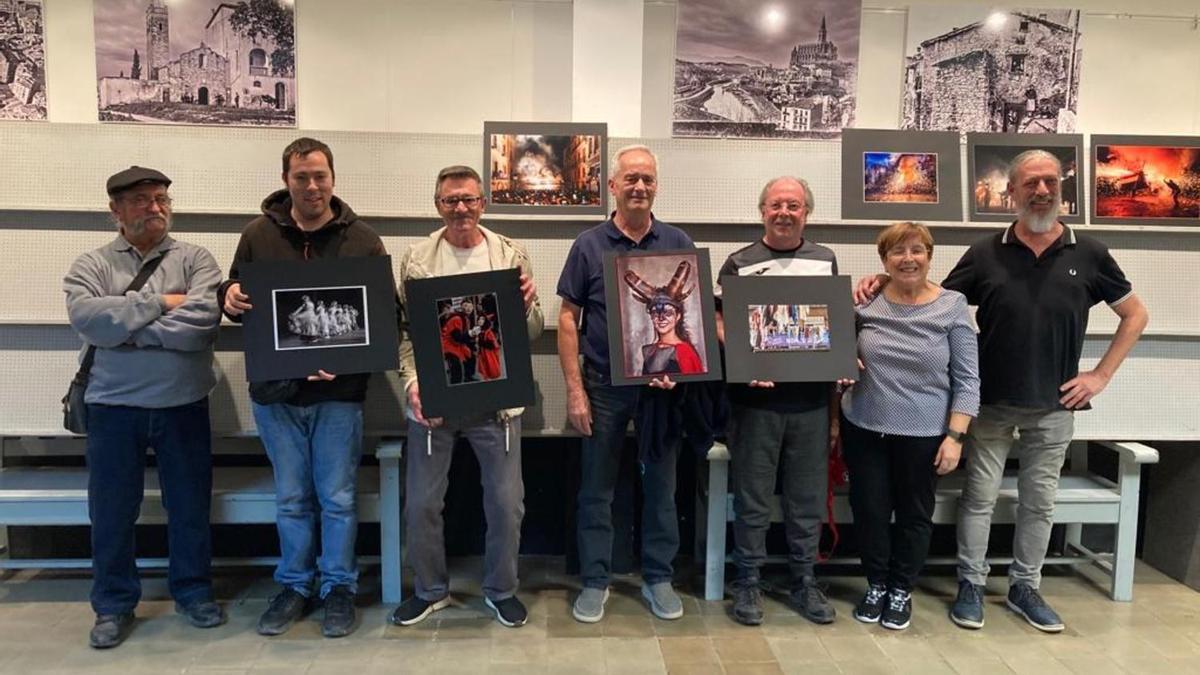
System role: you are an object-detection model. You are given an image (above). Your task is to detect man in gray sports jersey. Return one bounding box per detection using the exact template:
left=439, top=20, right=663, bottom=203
left=715, top=176, right=840, bottom=626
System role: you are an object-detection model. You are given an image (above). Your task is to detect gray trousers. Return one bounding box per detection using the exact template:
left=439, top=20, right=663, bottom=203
left=956, top=404, right=1074, bottom=588
left=405, top=415, right=524, bottom=601
left=729, top=404, right=829, bottom=583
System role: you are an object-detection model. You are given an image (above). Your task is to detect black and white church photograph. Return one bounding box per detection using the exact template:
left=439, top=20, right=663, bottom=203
left=93, top=0, right=297, bottom=126
left=672, top=0, right=861, bottom=139
left=272, top=286, right=368, bottom=351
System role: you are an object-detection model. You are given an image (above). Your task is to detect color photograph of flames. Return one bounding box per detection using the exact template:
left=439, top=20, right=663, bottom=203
left=488, top=132, right=602, bottom=207
left=863, top=151, right=939, bottom=203
left=1095, top=145, right=1200, bottom=219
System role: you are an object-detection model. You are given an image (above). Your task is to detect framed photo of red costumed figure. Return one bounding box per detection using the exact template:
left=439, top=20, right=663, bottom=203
left=404, top=268, right=535, bottom=418
left=602, top=248, right=723, bottom=386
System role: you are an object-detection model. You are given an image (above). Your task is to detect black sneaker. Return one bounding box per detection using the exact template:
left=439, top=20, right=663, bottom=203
left=89, top=612, right=135, bottom=649
left=321, top=586, right=357, bottom=638
left=949, top=579, right=985, bottom=630
left=853, top=584, right=888, bottom=624
left=485, top=595, right=528, bottom=627
left=175, top=600, right=227, bottom=628
left=789, top=575, right=836, bottom=624
left=257, top=588, right=310, bottom=636
left=731, top=582, right=764, bottom=626
left=1006, top=583, right=1064, bottom=633
left=389, top=595, right=451, bottom=626
left=881, top=589, right=912, bottom=630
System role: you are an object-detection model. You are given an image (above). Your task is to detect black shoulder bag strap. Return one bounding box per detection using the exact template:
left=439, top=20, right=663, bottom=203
left=73, top=252, right=169, bottom=381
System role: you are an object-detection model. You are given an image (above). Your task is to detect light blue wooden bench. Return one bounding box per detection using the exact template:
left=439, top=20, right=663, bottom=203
left=699, top=440, right=1159, bottom=602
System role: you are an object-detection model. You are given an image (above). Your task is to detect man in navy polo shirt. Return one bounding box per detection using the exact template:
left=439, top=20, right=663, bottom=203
left=857, top=149, right=1148, bottom=633
left=557, top=145, right=694, bottom=623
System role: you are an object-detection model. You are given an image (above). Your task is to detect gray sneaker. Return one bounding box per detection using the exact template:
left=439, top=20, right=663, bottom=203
left=572, top=587, right=609, bottom=623
left=642, top=581, right=684, bottom=620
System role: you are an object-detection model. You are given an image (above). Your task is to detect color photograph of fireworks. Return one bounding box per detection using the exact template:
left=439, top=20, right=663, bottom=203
left=1094, top=143, right=1200, bottom=221
left=483, top=121, right=607, bottom=216
left=864, top=152, right=939, bottom=203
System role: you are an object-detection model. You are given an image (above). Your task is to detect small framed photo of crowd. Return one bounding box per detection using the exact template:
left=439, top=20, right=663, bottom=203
left=482, top=121, right=607, bottom=216
left=239, top=257, right=399, bottom=382
left=602, top=248, right=723, bottom=386
left=1090, top=134, right=1200, bottom=227
left=404, top=268, right=535, bottom=418
left=840, top=129, right=963, bottom=222
left=720, top=275, right=857, bottom=383
left=966, top=133, right=1084, bottom=224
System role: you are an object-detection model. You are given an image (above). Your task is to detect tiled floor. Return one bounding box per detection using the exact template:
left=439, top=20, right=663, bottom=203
left=0, top=557, right=1198, bottom=674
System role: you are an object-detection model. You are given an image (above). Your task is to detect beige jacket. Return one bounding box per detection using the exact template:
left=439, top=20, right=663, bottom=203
left=397, top=224, right=544, bottom=419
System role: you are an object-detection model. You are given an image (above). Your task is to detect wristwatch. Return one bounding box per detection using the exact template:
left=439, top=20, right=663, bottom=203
left=946, top=429, right=966, bottom=442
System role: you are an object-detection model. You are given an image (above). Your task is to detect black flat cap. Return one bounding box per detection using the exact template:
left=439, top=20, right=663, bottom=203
left=106, top=166, right=172, bottom=196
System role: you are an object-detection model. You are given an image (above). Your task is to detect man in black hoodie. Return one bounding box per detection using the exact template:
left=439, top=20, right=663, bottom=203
left=219, top=138, right=388, bottom=638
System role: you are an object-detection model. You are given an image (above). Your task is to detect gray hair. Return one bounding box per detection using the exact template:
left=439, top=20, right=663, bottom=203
left=609, top=144, right=658, bottom=178
left=758, top=176, right=815, bottom=215
left=1007, top=149, right=1062, bottom=185
left=434, top=165, right=483, bottom=200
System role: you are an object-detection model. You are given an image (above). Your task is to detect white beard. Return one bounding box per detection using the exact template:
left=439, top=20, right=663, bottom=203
left=1018, top=195, right=1059, bottom=234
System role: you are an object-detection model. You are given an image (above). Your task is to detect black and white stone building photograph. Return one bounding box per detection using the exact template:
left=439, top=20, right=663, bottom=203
left=272, top=286, right=368, bottom=351
left=672, top=0, right=861, bottom=139
left=93, top=0, right=296, bottom=126
left=902, top=7, right=1082, bottom=134
left=0, top=0, right=46, bottom=120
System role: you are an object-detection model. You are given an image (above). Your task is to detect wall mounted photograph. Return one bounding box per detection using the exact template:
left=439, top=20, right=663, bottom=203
left=902, top=7, right=1082, bottom=134
left=841, top=129, right=962, bottom=221
left=603, top=249, right=722, bottom=386
left=0, top=0, right=45, bottom=120
left=93, top=0, right=296, bottom=126
left=722, top=275, right=856, bottom=383
left=240, top=257, right=398, bottom=383
left=967, top=132, right=1084, bottom=223
left=1091, top=135, right=1200, bottom=226
left=404, top=269, right=535, bottom=419
left=483, top=121, right=607, bottom=216
left=672, top=0, right=861, bottom=139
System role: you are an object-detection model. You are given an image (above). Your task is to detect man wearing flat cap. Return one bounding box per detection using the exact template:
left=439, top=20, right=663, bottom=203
left=64, top=166, right=225, bottom=648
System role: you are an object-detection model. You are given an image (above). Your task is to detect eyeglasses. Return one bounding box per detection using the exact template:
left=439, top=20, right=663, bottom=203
left=438, top=195, right=483, bottom=208
left=765, top=201, right=806, bottom=213
left=886, top=245, right=929, bottom=257
left=122, top=194, right=172, bottom=209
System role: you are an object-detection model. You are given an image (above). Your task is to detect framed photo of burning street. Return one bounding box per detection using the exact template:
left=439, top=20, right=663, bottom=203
left=239, top=257, right=399, bottom=383
left=602, top=248, right=722, bottom=386
left=404, top=268, right=535, bottom=419
left=720, top=275, right=857, bottom=383
left=482, top=121, right=607, bottom=216
left=1090, top=135, right=1200, bottom=227
left=841, top=129, right=963, bottom=222
left=966, top=133, right=1084, bottom=223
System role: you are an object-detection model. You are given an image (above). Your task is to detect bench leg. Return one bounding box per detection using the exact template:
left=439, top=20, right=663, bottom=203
left=1111, top=458, right=1142, bottom=602
left=705, top=457, right=729, bottom=602
left=379, top=450, right=403, bottom=605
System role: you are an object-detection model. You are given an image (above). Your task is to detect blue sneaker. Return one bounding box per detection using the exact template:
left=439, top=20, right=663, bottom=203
left=1006, top=583, right=1064, bottom=633
left=949, top=579, right=984, bottom=629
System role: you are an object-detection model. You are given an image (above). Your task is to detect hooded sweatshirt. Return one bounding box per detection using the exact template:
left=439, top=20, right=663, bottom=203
left=219, top=189, right=393, bottom=405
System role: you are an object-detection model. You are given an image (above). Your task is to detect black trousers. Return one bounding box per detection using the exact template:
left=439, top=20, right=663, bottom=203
left=841, top=415, right=941, bottom=591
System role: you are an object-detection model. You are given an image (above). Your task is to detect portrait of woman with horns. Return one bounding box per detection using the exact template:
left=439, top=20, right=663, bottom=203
left=623, top=259, right=705, bottom=376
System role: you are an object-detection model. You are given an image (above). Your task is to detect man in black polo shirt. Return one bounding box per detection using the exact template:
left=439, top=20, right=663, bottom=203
left=857, top=149, right=1148, bottom=633
left=557, top=145, right=694, bottom=623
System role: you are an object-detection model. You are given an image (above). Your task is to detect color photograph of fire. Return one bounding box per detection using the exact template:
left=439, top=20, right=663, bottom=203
left=488, top=132, right=602, bottom=207
left=973, top=145, right=1079, bottom=216
left=1095, top=145, right=1200, bottom=219
left=864, top=151, right=939, bottom=203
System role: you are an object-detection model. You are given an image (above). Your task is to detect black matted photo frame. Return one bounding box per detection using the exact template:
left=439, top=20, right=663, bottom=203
left=240, top=256, right=399, bottom=383
left=483, top=121, right=608, bottom=216
left=841, top=128, right=963, bottom=222
left=721, top=275, right=857, bottom=383
left=1090, top=134, right=1200, bottom=227
left=405, top=268, right=535, bottom=418
left=603, top=248, right=723, bottom=386
left=966, top=132, right=1084, bottom=224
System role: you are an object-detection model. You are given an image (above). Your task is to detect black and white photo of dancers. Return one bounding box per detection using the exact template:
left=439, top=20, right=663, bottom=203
left=273, top=286, right=369, bottom=350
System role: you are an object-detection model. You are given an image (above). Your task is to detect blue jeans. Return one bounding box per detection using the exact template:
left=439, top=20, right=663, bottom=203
left=86, top=399, right=213, bottom=615
left=253, top=400, right=364, bottom=598
left=577, top=367, right=679, bottom=589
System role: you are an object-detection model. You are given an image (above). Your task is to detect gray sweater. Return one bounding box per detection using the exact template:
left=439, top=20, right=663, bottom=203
left=64, top=235, right=222, bottom=408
